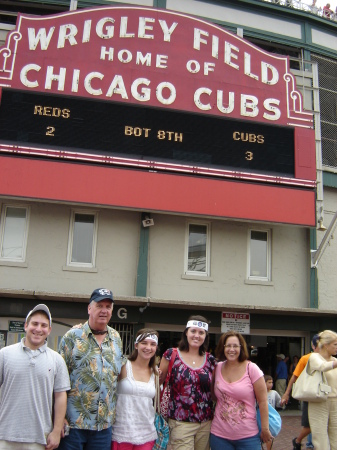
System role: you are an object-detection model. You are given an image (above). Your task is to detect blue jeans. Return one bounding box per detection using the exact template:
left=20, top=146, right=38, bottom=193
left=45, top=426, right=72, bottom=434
left=58, top=427, right=112, bottom=450
left=210, top=433, right=261, bottom=450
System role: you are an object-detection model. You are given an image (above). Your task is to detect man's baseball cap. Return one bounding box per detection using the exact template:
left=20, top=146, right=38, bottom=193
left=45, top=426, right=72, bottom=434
left=90, top=288, right=113, bottom=303
left=26, top=304, right=52, bottom=325
left=312, top=334, right=320, bottom=347
left=276, top=354, right=285, bottom=359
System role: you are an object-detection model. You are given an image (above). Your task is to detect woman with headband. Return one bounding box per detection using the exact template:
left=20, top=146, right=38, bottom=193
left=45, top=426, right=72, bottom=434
left=112, top=328, right=159, bottom=450
left=159, top=315, right=216, bottom=450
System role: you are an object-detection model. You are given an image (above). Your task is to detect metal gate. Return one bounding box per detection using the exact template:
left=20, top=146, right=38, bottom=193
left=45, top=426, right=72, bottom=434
left=111, top=322, right=134, bottom=356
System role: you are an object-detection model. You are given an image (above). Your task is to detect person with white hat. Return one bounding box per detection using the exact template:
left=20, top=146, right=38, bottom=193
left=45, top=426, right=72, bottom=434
left=112, top=328, right=159, bottom=449
left=159, top=315, right=216, bottom=450
left=0, top=304, right=70, bottom=450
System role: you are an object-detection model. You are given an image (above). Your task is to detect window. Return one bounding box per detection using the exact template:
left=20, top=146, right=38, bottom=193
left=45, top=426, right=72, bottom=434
left=67, top=211, right=98, bottom=267
left=0, top=205, right=29, bottom=261
left=185, top=222, right=210, bottom=276
left=248, top=229, right=271, bottom=280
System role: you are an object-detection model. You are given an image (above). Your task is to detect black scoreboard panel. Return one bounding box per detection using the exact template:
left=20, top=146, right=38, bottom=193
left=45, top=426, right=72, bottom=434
left=0, top=89, right=295, bottom=177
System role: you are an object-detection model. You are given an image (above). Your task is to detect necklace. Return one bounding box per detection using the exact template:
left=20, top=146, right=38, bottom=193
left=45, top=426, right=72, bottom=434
left=91, top=329, right=108, bottom=335
left=192, top=361, right=196, bottom=365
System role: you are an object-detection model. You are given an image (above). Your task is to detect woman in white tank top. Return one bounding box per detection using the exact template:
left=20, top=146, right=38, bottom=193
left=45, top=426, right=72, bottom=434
left=112, top=328, right=159, bottom=450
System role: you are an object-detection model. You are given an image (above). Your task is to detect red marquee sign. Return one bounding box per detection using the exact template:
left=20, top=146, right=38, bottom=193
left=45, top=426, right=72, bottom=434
left=1, top=6, right=313, bottom=127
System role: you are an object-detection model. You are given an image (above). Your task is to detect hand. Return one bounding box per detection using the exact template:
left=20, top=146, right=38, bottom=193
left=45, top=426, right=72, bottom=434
left=281, top=393, right=289, bottom=405
left=60, top=419, right=69, bottom=438
left=260, top=428, right=273, bottom=444
left=45, top=429, right=61, bottom=449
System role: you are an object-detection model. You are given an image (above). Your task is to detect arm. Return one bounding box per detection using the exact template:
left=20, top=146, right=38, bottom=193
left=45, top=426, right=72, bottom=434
left=118, top=363, right=127, bottom=382
left=254, top=377, right=273, bottom=443
left=275, top=391, right=282, bottom=409
left=281, top=373, right=298, bottom=405
left=159, top=357, right=169, bottom=385
left=211, top=367, right=217, bottom=402
left=309, top=353, right=337, bottom=372
left=46, top=391, right=67, bottom=449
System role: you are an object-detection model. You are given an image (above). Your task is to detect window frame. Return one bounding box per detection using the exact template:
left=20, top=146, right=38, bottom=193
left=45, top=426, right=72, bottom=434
left=247, top=228, right=271, bottom=281
left=66, top=209, right=98, bottom=268
left=184, top=221, right=211, bottom=277
left=0, top=204, right=30, bottom=263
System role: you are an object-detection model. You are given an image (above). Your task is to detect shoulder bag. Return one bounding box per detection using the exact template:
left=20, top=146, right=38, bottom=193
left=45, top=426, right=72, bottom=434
left=292, top=355, right=331, bottom=402
left=153, top=372, right=169, bottom=450
left=160, top=348, right=177, bottom=421
left=248, top=362, right=282, bottom=437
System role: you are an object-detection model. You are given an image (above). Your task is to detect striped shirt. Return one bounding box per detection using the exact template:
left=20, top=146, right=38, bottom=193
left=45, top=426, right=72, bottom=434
left=0, top=339, right=70, bottom=445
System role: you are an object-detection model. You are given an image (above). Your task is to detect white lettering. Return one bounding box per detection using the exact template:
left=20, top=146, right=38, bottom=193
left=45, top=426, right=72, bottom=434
left=84, top=72, right=104, bottom=95
left=263, top=98, right=281, bottom=120
left=57, top=24, right=78, bottom=48
left=194, top=87, right=212, bottom=110
left=204, top=62, right=215, bottom=75
left=158, top=20, right=178, bottom=42
left=120, top=16, right=134, bottom=38
left=225, top=42, right=239, bottom=70
left=20, top=63, right=40, bottom=87
left=96, top=18, right=115, bottom=39
left=241, top=94, right=259, bottom=117
left=193, top=28, right=208, bottom=51
left=261, top=62, right=279, bottom=85
left=156, top=54, right=168, bottom=69
left=138, top=17, right=155, bottom=39
left=118, top=49, right=132, bottom=63
left=156, top=82, right=176, bottom=105
left=136, top=52, right=151, bottom=66
left=100, top=46, right=114, bottom=61
left=82, top=20, right=91, bottom=43
left=106, top=74, right=128, bottom=98
left=186, top=60, right=200, bottom=74
left=131, top=78, right=150, bottom=101
left=244, top=52, right=259, bottom=81
left=45, top=66, right=66, bottom=90
left=28, top=27, right=55, bottom=51
left=217, top=90, right=235, bottom=114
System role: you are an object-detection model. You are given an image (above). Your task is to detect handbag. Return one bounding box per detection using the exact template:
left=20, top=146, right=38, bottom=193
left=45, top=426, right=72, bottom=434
left=160, top=348, right=177, bottom=421
left=256, top=403, right=282, bottom=437
left=153, top=371, right=169, bottom=450
left=247, top=362, right=282, bottom=437
left=292, top=355, right=331, bottom=402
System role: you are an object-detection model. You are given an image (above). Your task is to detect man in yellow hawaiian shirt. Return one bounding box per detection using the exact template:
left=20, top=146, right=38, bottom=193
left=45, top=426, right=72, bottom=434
left=58, top=288, right=126, bottom=450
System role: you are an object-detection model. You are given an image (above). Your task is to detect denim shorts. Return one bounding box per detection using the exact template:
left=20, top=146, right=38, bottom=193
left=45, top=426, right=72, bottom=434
left=210, top=433, right=261, bottom=450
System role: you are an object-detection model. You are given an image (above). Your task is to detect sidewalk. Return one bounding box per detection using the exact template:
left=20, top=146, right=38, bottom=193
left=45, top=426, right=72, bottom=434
left=272, top=409, right=302, bottom=450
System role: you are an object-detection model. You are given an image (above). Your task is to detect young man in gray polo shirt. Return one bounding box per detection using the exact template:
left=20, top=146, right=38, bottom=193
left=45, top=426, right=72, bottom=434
left=0, top=304, right=70, bottom=450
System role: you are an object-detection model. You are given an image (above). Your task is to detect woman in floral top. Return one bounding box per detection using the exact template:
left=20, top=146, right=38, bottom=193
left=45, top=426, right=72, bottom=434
left=159, top=315, right=216, bottom=450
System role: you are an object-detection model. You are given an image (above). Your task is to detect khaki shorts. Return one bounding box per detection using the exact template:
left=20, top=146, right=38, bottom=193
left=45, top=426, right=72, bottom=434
left=168, top=419, right=211, bottom=450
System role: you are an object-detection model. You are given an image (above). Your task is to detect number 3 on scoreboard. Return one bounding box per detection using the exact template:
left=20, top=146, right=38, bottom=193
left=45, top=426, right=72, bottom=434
left=245, top=151, right=253, bottom=161
left=46, top=126, right=55, bottom=136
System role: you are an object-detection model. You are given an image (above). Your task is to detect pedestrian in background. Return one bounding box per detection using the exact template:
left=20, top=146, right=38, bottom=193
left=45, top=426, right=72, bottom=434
left=281, top=334, right=320, bottom=450
left=275, top=353, right=288, bottom=399
left=308, top=330, right=337, bottom=450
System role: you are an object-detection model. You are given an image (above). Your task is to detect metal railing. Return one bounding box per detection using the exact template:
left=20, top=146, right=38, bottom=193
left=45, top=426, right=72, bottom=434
left=262, top=0, right=337, bottom=21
